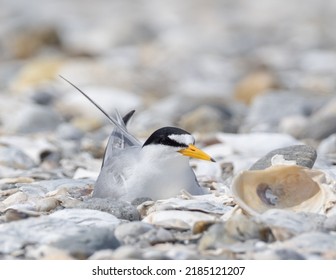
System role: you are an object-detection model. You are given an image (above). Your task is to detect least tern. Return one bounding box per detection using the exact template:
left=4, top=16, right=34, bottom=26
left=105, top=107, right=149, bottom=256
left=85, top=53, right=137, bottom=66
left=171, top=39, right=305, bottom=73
left=60, top=76, right=215, bottom=201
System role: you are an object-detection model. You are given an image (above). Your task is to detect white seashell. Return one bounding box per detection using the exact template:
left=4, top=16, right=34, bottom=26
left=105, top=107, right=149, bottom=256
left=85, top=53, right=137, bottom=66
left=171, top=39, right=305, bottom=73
left=231, top=165, right=336, bottom=216
left=142, top=210, right=217, bottom=230
left=0, top=191, right=29, bottom=211
left=35, top=197, right=60, bottom=212
left=72, top=167, right=99, bottom=180
left=151, top=197, right=231, bottom=215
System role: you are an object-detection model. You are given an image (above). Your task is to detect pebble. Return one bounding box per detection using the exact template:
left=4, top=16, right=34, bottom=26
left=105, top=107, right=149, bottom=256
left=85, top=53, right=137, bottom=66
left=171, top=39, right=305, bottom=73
left=240, top=92, right=325, bottom=133
left=318, top=134, right=336, bottom=155
left=114, top=221, right=174, bottom=247
left=252, top=249, right=305, bottom=260
left=249, top=145, right=317, bottom=170
left=77, top=198, right=140, bottom=221
left=234, top=71, right=277, bottom=105
left=0, top=146, right=36, bottom=169
left=256, top=210, right=326, bottom=241
left=272, top=232, right=336, bottom=259
left=56, top=123, right=84, bottom=141
left=323, top=214, right=336, bottom=231
left=198, top=210, right=271, bottom=252
left=4, top=104, right=62, bottom=134
left=178, top=105, right=240, bottom=134
left=0, top=209, right=120, bottom=257
left=300, top=115, right=336, bottom=140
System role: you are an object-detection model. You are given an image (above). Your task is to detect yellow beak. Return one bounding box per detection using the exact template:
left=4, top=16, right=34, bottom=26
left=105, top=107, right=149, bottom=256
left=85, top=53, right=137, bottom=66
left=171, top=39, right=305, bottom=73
left=178, top=144, right=215, bottom=162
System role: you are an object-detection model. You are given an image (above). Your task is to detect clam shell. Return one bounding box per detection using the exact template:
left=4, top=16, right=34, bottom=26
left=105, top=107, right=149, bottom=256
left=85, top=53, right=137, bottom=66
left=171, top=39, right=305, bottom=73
left=232, top=165, right=335, bottom=216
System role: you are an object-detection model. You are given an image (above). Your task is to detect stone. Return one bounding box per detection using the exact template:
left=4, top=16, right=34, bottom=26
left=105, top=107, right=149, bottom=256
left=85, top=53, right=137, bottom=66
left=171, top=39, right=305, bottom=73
left=318, top=134, right=336, bottom=155
left=49, top=208, right=120, bottom=227
left=299, top=97, right=336, bottom=140
left=6, top=25, right=60, bottom=59
left=234, top=71, right=277, bottom=105
left=56, top=123, right=84, bottom=141
left=77, top=198, right=140, bottom=221
left=323, top=215, right=336, bottom=231
left=22, top=178, right=94, bottom=194
left=240, top=92, right=325, bottom=133
left=115, top=222, right=174, bottom=247
left=3, top=104, right=62, bottom=133
left=31, top=90, right=55, bottom=105
left=249, top=145, right=317, bottom=170
left=278, top=115, right=308, bottom=138
left=178, top=105, right=238, bottom=133
left=252, top=249, right=305, bottom=260
left=0, top=135, right=57, bottom=164
left=10, top=58, right=63, bottom=92
left=198, top=211, right=271, bottom=251
left=300, top=115, right=336, bottom=140
left=0, top=209, right=120, bottom=257
left=114, top=222, right=155, bottom=244
left=256, top=210, right=326, bottom=241
left=273, top=232, right=336, bottom=259
left=0, top=146, right=36, bottom=169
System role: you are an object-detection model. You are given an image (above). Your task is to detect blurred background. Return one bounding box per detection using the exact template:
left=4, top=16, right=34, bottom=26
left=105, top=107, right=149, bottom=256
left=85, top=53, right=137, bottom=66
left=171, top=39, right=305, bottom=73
left=1, top=0, right=336, bottom=148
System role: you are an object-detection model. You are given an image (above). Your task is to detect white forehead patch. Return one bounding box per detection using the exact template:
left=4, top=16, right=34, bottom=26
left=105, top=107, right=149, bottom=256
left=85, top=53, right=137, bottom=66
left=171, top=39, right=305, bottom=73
left=168, top=134, right=195, bottom=145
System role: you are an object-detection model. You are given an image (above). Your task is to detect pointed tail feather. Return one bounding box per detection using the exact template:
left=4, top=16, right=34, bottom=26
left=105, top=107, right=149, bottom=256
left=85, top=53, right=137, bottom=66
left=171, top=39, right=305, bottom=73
left=59, top=75, right=139, bottom=145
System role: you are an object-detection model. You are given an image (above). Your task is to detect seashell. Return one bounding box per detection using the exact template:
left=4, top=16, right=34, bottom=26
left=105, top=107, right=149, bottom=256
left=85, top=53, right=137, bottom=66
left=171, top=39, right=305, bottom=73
left=35, top=197, right=61, bottom=212
left=192, top=220, right=216, bottom=234
left=149, top=197, right=231, bottom=216
left=4, top=207, right=40, bottom=222
left=142, top=210, right=217, bottom=230
left=231, top=164, right=336, bottom=216
left=0, top=191, right=29, bottom=211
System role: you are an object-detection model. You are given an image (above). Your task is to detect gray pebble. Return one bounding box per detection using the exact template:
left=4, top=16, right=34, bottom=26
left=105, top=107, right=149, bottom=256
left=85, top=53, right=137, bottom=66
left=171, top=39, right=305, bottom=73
left=256, top=210, right=326, bottom=239
left=0, top=209, right=120, bottom=258
left=240, top=92, right=324, bottom=133
left=114, top=221, right=155, bottom=244
left=323, top=215, right=336, bottom=231
left=277, top=232, right=336, bottom=258
left=300, top=115, right=336, bottom=140
left=178, top=105, right=239, bottom=133
left=78, top=198, right=140, bottom=221
left=249, top=145, right=317, bottom=170
left=31, top=91, right=54, bottom=105
left=317, top=134, right=336, bottom=155
left=8, top=104, right=62, bottom=133
left=253, top=249, right=305, bottom=260
left=56, top=123, right=84, bottom=141
left=0, top=146, right=36, bottom=169
left=198, top=214, right=271, bottom=251
left=274, top=249, right=305, bottom=260
left=21, top=178, right=94, bottom=194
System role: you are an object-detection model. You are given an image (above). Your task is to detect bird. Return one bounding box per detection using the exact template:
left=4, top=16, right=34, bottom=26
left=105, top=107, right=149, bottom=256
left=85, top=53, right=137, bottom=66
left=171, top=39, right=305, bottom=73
left=60, top=76, right=215, bottom=201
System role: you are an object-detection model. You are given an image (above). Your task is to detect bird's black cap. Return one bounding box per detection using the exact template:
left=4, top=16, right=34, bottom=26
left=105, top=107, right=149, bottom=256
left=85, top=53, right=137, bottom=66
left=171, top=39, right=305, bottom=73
left=143, top=127, right=191, bottom=148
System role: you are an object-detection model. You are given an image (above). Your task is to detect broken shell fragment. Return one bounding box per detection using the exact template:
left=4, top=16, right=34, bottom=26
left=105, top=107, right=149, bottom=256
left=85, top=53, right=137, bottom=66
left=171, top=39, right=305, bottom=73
left=231, top=165, right=335, bottom=216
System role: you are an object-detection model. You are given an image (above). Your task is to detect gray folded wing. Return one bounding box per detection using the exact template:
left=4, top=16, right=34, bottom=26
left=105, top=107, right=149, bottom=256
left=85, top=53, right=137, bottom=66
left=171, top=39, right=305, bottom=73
left=101, top=110, right=141, bottom=168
